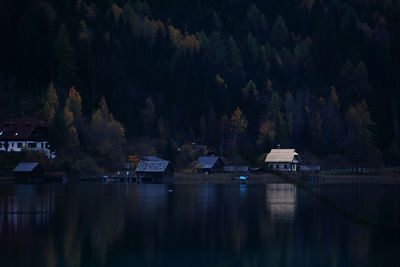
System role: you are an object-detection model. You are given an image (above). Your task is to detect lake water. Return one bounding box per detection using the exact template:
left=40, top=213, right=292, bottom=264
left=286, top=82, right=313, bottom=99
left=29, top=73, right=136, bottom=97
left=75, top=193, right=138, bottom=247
left=0, top=182, right=399, bottom=267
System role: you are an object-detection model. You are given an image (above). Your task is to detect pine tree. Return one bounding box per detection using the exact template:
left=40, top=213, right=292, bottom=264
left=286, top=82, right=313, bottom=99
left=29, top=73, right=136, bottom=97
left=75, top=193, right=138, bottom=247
left=271, top=15, right=289, bottom=47
left=142, top=97, right=156, bottom=136
left=157, top=118, right=168, bottom=138
left=207, top=106, right=218, bottom=145
left=345, top=101, right=382, bottom=169
left=200, top=116, right=207, bottom=142
left=54, top=24, right=77, bottom=89
left=246, top=32, right=259, bottom=63
left=311, top=111, right=323, bottom=152
left=226, top=36, right=245, bottom=87
left=266, top=93, right=289, bottom=146
left=219, top=114, right=229, bottom=155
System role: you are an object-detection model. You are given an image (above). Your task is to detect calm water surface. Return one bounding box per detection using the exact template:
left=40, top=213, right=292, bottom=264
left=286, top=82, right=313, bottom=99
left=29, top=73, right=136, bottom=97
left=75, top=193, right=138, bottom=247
left=0, top=182, right=399, bottom=267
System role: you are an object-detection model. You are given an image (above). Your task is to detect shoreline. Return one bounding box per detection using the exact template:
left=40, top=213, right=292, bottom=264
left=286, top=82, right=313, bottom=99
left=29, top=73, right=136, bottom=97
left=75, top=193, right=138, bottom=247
left=1, top=172, right=399, bottom=185
left=174, top=172, right=400, bottom=184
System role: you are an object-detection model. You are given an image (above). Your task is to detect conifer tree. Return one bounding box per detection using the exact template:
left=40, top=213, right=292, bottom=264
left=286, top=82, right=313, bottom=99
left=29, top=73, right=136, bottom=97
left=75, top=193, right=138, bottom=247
left=345, top=101, right=382, bottom=169
left=226, top=36, right=245, bottom=87
left=271, top=15, right=289, bottom=47
left=142, top=97, right=156, bottom=136
left=246, top=32, right=259, bottom=63
left=55, top=24, right=77, bottom=89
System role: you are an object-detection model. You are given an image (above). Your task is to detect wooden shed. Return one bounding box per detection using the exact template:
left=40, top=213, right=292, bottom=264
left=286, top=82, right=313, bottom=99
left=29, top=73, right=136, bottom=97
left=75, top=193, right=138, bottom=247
left=193, top=156, right=225, bottom=174
left=13, top=162, right=44, bottom=180
left=135, top=160, right=174, bottom=182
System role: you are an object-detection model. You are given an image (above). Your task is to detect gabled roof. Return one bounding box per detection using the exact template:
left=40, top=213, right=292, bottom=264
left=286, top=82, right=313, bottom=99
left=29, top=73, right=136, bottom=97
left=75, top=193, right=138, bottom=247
left=265, top=149, right=299, bottom=163
left=135, top=160, right=171, bottom=173
left=223, top=166, right=249, bottom=172
left=194, top=156, right=221, bottom=169
left=0, top=118, right=48, bottom=141
left=13, top=162, right=40, bottom=172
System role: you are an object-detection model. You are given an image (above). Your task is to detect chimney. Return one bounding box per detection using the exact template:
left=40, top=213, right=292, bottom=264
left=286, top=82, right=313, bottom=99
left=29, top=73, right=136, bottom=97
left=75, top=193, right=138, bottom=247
left=277, top=144, right=281, bottom=149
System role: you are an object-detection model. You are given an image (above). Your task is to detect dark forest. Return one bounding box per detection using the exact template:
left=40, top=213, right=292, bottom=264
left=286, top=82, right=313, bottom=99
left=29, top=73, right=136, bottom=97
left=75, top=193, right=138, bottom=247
left=1, top=0, right=400, bottom=173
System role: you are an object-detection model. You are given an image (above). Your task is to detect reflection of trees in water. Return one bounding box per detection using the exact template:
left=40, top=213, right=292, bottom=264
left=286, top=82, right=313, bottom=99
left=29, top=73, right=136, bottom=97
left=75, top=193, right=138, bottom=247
left=0, top=185, right=55, bottom=233
left=1, top=184, right=399, bottom=266
left=66, top=185, right=127, bottom=265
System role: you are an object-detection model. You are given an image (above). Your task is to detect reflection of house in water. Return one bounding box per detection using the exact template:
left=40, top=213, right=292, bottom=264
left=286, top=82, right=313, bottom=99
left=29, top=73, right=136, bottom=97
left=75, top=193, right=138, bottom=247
left=0, top=186, right=55, bottom=233
left=265, top=184, right=297, bottom=221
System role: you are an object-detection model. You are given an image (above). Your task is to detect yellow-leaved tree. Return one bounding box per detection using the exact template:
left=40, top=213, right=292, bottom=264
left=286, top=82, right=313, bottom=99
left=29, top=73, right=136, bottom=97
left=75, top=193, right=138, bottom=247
left=64, top=86, right=82, bottom=149
left=90, top=97, right=125, bottom=165
left=230, top=107, right=248, bottom=146
left=41, top=82, right=59, bottom=123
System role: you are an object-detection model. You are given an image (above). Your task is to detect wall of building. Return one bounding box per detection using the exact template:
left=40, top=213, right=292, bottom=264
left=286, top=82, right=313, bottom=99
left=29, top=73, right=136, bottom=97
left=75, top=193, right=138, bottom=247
left=268, top=163, right=297, bottom=172
left=0, top=141, right=54, bottom=158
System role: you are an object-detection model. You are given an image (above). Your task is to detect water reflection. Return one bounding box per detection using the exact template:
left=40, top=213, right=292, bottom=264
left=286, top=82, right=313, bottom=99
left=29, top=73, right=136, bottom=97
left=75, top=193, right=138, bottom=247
left=0, top=183, right=398, bottom=266
left=265, top=183, right=296, bottom=222
left=0, top=185, right=55, bottom=233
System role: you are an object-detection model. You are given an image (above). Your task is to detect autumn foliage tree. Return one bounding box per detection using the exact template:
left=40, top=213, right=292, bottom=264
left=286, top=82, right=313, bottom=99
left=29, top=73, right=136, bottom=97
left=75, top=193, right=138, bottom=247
left=63, top=87, right=83, bottom=150
left=41, top=82, right=59, bottom=123
left=89, top=97, right=125, bottom=165
left=230, top=107, right=248, bottom=146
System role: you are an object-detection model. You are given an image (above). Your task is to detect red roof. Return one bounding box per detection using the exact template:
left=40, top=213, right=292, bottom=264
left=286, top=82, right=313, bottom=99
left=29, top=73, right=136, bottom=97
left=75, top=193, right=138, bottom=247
left=0, top=118, right=48, bottom=141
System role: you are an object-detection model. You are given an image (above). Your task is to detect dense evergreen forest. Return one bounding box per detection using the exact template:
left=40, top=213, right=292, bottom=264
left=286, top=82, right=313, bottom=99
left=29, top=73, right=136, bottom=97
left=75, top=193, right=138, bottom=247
left=1, top=0, right=400, bottom=173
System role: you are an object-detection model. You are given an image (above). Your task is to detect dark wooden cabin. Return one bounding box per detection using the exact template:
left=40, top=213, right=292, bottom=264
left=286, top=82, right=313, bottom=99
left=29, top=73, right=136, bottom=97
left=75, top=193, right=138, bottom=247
left=193, top=156, right=225, bottom=174
left=135, top=160, right=174, bottom=182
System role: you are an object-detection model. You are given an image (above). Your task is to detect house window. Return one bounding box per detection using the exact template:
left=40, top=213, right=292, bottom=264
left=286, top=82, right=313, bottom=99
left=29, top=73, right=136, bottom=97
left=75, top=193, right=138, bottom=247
left=276, top=164, right=279, bottom=169
left=41, top=143, right=44, bottom=148
left=284, top=164, right=287, bottom=169
left=0, top=131, right=2, bottom=135
left=17, top=143, right=22, bottom=148
left=28, top=143, right=37, bottom=148
left=11, top=143, right=14, bottom=147
left=46, top=143, right=50, bottom=148
left=15, top=132, right=18, bottom=136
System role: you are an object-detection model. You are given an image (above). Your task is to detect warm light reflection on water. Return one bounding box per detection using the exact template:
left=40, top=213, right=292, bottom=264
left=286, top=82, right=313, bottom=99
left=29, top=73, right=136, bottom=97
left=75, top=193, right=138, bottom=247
left=0, top=182, right=399, bottom=266
left=265, top=183, right=296, bottom=222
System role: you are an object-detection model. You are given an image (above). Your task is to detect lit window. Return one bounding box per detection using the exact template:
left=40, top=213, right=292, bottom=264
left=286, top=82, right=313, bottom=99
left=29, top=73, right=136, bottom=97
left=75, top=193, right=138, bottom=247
left=126, top=171, right=129, bottom=175
left=15, top=132, right=18, bottom=136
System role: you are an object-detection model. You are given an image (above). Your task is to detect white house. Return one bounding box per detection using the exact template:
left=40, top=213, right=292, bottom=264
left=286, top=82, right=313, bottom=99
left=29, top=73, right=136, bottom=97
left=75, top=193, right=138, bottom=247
left=0, top=118, right=55, bottom=159
left=265, top=148, right=300, bottom=172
